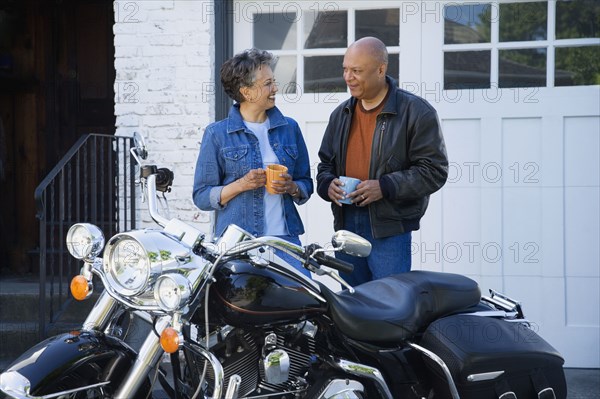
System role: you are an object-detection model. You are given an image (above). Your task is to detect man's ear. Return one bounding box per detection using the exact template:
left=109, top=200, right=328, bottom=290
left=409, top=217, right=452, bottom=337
left=378, top=63, right=387, bottom=77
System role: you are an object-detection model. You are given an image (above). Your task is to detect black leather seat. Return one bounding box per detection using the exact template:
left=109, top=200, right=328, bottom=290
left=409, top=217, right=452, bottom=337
left=319, top=271, right=481, bottom=343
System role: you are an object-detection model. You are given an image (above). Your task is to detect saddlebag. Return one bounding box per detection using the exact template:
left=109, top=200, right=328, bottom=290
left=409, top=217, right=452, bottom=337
left=419, top=314, right=566, bottom=399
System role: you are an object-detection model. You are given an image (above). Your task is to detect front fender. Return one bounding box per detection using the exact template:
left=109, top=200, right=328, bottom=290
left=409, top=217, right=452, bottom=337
left=1, top=329, right=137, bottom=398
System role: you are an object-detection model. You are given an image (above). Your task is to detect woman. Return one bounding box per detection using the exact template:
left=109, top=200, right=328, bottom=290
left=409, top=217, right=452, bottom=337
left=193, top=48, right=313, bottom=277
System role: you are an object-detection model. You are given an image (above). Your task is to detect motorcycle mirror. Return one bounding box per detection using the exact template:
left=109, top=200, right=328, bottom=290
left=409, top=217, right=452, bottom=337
left=131, top=132, right=148, bottom=164
left=331, top=230, right=372, bottom=257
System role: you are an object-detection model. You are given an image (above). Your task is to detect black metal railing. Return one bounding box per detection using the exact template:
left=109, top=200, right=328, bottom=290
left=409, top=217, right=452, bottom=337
left=34, top=133, right=137, bottom=338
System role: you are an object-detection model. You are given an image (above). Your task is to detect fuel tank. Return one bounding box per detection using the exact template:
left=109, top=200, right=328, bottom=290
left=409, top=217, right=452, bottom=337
left=210, top=259, right=326, bottom=327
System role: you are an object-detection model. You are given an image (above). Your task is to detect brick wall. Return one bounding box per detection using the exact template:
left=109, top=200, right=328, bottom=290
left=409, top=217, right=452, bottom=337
left=113, top=0, right=215, bottom=233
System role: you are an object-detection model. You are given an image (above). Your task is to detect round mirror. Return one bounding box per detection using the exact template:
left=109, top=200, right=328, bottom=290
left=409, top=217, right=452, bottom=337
left=332, top=230, right=372, bottom=257
left=132, top=132, right=148, bottom=161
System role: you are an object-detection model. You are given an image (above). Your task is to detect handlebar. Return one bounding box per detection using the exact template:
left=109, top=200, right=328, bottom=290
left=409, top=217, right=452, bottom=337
left=141, top=165, right=174, bottom=227
left=311, top=250, right=354, bottom=275
left=155, top=167, right=174, bottom=192
left=146, top=174, right=170, bottom=227
left=217, top=238, right=356, bottom=292
left=139, top=163, right=358, bottom=291
left=141, top=165, right=174, bottom=192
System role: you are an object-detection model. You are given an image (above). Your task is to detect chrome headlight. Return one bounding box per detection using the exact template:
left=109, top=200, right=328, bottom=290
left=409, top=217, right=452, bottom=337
left=103, top=230, right=193, bottom=297
left=154, top=274, right=192, bottom=311
left=66, top=223, right=105, bottom=260
left=105, top=236, right=150, bottom=296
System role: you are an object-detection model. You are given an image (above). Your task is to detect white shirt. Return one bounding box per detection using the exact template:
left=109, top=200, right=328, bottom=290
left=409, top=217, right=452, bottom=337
left=244, top=119, right=288, bottom=236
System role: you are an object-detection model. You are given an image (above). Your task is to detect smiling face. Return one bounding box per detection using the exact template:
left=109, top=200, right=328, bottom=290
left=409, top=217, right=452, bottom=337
left=343, top=42, right=388, bottom=102
left=240, top=65, right=278, bottom=111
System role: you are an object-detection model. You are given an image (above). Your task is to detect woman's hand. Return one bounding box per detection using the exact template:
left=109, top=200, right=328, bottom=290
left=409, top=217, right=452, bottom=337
left=239, top=168, right=267, bottom=191
left=270, top=173, right=298, bottom=196
left=219, top=169, right=266, bottom=205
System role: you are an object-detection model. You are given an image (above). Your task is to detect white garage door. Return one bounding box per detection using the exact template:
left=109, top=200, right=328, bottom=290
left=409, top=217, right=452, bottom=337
left=233, top=0, right=600, bottom=367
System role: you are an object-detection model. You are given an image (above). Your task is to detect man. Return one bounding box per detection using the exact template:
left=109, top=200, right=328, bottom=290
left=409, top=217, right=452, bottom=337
left=316, top=37, right=448, bottom=286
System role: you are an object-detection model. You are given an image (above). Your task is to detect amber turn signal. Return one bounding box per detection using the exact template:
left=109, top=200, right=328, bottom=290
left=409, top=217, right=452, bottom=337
left=160, top=327, right=180, bottom=353
left=70, top=275, right=90, bottom=301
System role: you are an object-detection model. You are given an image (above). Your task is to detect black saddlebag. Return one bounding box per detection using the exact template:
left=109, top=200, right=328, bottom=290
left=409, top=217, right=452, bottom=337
left=419, top=314, right=566, bottom=399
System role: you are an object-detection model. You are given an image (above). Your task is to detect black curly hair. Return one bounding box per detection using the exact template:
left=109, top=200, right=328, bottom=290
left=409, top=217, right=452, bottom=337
left=220, top=48, right=274, bottom=103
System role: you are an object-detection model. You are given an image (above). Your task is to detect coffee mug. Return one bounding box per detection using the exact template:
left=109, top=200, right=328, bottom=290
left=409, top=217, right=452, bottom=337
left=265, top=164, right=288, bottom=194
left=338, top=176, right=361, bottom=204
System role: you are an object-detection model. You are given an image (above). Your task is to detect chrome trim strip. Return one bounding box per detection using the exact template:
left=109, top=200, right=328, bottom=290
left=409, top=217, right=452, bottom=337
left=334, top=359, right=393, bottom=399
left=504, top=318, right=532, bottom=324
left=409, top=343, right=460, bottom=399
left=467, top=370, right=505, bottom=382
left=224, top=374, right=241, bottom=399
left=538, top=387, right=556, bottom=398
left=459, top=310, right=519, bottom=318
left=40, top=382, right=111, bottom=399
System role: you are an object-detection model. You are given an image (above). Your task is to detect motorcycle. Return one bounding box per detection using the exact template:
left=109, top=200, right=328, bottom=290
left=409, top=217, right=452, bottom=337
left=0, top=133, right=567, bottom=399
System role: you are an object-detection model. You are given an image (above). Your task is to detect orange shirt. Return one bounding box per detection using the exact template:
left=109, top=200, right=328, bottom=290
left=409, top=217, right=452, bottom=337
left=345, top=97, right=387, bottom=180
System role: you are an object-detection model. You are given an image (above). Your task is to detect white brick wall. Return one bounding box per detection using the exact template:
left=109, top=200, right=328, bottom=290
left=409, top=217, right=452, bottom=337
left=114, top=0, right=215, bottom=233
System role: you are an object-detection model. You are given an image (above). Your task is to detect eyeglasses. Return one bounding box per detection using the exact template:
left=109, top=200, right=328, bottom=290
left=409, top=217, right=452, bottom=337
left=252, top=78, right=277, bottom=89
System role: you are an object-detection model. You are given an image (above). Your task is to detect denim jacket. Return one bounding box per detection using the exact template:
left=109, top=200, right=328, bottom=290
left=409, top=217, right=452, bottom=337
left=193, top=104, right=314, bottom=238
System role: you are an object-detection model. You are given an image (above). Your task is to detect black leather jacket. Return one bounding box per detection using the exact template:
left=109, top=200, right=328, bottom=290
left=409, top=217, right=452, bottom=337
left=317, top=76, right=448, bottom=238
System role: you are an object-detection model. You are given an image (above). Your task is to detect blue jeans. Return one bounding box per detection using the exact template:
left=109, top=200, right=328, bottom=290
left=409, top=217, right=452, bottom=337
left=336, top=206, right=412, bottom=286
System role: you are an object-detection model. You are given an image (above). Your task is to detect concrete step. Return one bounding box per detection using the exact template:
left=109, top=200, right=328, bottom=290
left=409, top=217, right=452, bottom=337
left=0, top=277, right=100, bottom=365
left=0, top=321, right=80, bottom=361
left=0, top=322, right=38, bottom=360
left=0, top=277, right=100, bottom=323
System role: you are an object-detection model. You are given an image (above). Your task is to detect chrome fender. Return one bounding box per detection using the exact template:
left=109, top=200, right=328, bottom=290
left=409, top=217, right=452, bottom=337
left=0, top=329, right=138, bottom=398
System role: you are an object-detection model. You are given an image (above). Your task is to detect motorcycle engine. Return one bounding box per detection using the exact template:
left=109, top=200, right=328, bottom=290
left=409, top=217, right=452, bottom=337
left=187, top=322, right=316, bottom=397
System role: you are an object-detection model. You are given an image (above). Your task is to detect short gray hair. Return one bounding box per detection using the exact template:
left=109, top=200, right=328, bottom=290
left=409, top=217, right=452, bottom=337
left=220, top=48, right=274, bottom=103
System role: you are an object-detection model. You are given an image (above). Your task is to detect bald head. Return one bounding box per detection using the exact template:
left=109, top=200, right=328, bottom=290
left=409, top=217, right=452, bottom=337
left=342, top=37, right=389, bottom=105
left=348, top=37, right=388, bottom=65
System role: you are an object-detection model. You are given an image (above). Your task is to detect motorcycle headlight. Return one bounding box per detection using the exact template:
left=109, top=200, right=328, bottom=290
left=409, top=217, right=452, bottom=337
left=154, top=274, right=191, bottom=311
left=66, top=223, right=105, bottom=260
left=103, top=230, right=193, bottom=298
left=104, top=236, right=151, bottom=296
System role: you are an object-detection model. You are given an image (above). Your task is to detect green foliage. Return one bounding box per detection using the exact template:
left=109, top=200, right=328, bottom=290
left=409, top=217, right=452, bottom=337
left=556, top=0, right=600, bottom=39
left=556, top=46, right=600, bottom=86
left=499, top=2, right=548, bottom=42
